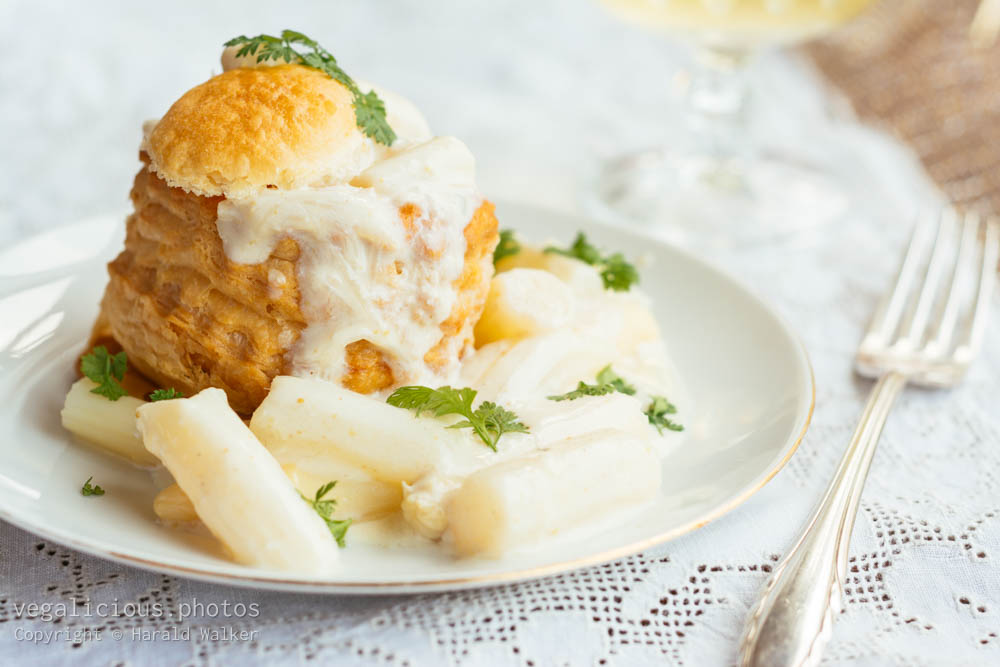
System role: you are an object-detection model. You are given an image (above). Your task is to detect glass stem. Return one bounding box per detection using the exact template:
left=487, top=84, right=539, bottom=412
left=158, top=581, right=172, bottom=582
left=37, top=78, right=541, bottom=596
left=685, top=46, right=755, bottom=166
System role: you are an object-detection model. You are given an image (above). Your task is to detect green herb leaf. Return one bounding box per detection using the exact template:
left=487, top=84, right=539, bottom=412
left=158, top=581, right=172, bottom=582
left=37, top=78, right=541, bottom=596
left=224, top=30, right=396, bottom=145
left=80, top=346, right=128, bottom=401
left=493, top=229, right=521, bottom=265
left=644, top=395, right=684, bottom=434
left=81, top=476, right=105, bottom=497
left=385, top=385, right=476, bottom=418
left=600, top=253, right=640, bottom=292
left=547, top=381, right=616, bottom=402
left=544, top=232, right=638, bottom=291
left=460, top=401, right=530, bottom=450
left=353, top=89, right=396, bottom=146
left=301, top=481, right=352, bottom=548
left=314, top=481, right=337, bottom=502
left=547, top=365, right=636, bottom=402
left=596, top=365, right=637, bottom=396
left=326, top=518, right=352, bottom=548
left=149, top=388, right=184, bottom=401
left=387, top=386, right=528, bottom=451
left=545, top=232, right=602, bottom=265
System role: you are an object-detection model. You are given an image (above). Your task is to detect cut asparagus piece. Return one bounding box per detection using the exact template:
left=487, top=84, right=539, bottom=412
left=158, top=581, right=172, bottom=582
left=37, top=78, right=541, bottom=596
left=137, top=388, right=339, bottom=573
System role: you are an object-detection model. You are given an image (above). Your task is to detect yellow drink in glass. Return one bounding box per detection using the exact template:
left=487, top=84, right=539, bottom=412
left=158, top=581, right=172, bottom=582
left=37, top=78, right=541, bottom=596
left=602, top=0, right=876, bottom=48
left=591, top=0, right=880, bottom=242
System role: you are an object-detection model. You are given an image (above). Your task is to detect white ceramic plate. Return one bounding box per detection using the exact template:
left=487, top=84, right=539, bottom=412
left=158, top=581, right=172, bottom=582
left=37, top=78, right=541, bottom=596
left=0, top=202, right=813, bottom=593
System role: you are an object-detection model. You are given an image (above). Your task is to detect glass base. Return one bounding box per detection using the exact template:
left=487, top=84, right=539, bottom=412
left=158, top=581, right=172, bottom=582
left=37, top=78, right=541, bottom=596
left=586, top=147, right=850, bottom=247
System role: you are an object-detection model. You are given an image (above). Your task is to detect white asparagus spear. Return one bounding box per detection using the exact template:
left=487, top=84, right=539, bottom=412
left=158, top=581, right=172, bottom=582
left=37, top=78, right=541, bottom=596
left=152, top=483, right=200, bottom=523
left=473, top=268, right=575, bottom=346
left=458, top=339, right=514, bottom=388
left=283, top=465, right=402, bottom=522
left=473, top=331, right=614, bottom=404
left=516, top=392, right=650, bottom=443
left=137, top=388, right=339, bottom=574
left=399, top=393, right=648, bottom=539
left=447, top=431, right=661, bottom=557
left=60, top=378, right=158, bottom=467
left=152, top=464, right=402, bottom=526
left=494, top=246, right=605, bottom=294
left=250, top=376, right=488, bottom=483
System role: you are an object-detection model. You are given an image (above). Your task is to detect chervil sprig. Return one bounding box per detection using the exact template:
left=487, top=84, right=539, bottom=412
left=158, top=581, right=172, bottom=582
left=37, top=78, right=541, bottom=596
left=645, top=395, right=684, bottom=434
left=301, top=481, right=352, bottom=547
left=464, top=401, right=529, bottom=450
left=547, top=232, right=601, bottom=265
left=547, top=381, right=616, bottom=402
left=599, top=253, right=640, bottom=292
left=224, top=30, right=396, bottom=145
left=547, top=365, right=636, bottom=402
left=386, top=386, right=528, bottom=451
left=493, top=229, right=521, bottom=265
left=81, top=477, right=105, bottom=497
left=80, top=346, right=128, bottom=401
left=149, top=388, right=184, bottom=401
left=544, top=232, right=639, bottom=291
left=596, top=365, right=636, bottom=396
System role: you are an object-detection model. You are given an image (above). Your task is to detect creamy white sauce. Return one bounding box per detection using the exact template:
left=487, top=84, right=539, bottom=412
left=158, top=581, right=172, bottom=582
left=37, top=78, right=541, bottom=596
left=215, top=137, right=479, bottom=384
left=209, top=57, right=484, bottom=385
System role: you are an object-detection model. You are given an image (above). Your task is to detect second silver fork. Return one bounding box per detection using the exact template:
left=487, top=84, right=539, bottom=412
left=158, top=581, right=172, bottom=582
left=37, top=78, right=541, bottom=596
left=738, top=210, right=1000, bottom=667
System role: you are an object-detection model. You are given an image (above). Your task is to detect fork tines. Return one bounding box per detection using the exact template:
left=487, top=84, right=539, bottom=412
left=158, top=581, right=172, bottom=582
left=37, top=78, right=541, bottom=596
left=856, top=210, right=1000, bottom=385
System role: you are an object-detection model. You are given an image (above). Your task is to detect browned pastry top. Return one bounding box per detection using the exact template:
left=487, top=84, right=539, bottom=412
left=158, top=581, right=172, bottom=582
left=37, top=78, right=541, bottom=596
left=146, top=65, right=361, bottom=198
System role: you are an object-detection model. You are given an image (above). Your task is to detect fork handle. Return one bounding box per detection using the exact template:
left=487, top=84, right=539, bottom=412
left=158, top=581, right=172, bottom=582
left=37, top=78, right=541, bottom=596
left=738, top=371, right=907, bottom=667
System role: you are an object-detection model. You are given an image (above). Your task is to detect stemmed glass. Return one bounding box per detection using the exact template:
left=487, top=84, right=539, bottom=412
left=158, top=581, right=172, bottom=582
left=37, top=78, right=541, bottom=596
left=593, top=0, right=877, bottom=243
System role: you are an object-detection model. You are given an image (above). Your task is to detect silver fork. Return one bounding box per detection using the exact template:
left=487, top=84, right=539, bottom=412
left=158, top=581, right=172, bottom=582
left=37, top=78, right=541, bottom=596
left=738, top=210, right=1000, bottom=667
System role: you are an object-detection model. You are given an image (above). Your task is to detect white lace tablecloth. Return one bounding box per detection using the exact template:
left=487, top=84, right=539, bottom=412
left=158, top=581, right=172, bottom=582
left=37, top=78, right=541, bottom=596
left=3, top=1, right=999, bottom=665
